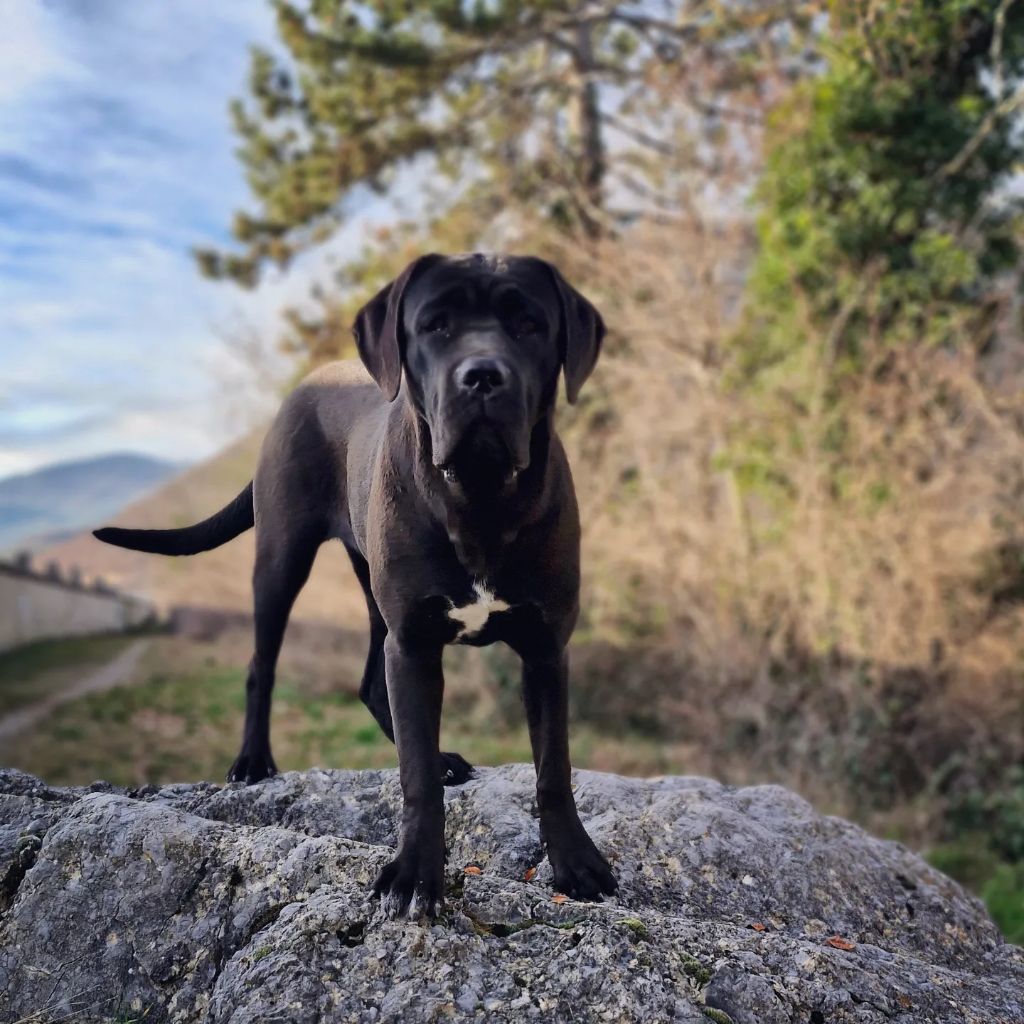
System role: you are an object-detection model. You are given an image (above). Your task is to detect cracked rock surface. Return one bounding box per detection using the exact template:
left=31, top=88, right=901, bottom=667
left=0, top=765, right=1020, bottom=1023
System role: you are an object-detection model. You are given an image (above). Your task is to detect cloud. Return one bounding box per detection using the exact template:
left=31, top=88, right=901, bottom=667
left=0, top=394, right=106, bottom=444
left=0, top=1, right=437, bottom=482
left=0, top=3, right=80, bottom=105
left=0, top=1, right=293, bottom=478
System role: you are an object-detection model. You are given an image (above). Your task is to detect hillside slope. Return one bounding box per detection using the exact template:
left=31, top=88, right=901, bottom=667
left=0, top=453, right=180, bottom=553
left=43, top=431, right=364, bottom=626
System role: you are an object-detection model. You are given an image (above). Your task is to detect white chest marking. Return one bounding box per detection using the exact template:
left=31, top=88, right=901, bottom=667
left=448, top=582, right=510, bottom=638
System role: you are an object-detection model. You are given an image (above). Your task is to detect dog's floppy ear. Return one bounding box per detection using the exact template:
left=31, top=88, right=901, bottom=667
left=544, top=263, right=606, bottom=404
left=352, top=254, right=440, bottom=401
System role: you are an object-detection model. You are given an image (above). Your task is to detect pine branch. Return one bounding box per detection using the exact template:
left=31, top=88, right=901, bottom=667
left=936, top=83, right=1024, bottom=181
left=600, top=112, right=678, bottom=156
left=990, top=0, right=1019, bottom=98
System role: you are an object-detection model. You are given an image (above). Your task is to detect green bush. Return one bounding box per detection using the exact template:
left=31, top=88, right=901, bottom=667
left=982, top=863, right=1024, bottom=944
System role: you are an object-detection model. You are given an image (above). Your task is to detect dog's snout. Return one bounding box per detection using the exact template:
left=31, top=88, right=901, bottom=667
left=456, top=357, right=508, bottom=395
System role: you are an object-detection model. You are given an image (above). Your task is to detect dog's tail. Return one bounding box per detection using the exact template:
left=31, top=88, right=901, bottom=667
left=93, top=482, right=254, bottom=556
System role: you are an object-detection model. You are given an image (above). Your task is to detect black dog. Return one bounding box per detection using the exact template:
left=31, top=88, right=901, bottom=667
left=95, top=253, right=617, bottom=915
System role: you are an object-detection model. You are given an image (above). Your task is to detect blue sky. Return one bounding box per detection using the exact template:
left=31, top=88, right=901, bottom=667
left=0, top=1, right=402, bottom=479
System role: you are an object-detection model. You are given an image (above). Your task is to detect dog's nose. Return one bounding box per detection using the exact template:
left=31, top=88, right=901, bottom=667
left=456, top=357, right=507, bottom=395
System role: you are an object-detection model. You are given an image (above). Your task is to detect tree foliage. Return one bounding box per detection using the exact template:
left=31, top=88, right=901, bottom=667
left=196, top=0, right=817, bottom=287
left=730, top=0, right=1024, bottom=502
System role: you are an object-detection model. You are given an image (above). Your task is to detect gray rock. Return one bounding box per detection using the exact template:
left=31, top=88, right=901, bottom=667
left=0, top=765, right=1019, bottom=1023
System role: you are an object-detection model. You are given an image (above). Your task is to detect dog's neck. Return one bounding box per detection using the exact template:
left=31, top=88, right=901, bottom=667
left=402, top=401, right=556, bottom=579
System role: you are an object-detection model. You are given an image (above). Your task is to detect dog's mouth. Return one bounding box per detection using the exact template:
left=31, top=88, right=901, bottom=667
left=433, top=418, right=524, bottom=489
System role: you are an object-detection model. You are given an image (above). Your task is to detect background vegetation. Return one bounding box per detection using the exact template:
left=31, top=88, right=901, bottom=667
left=4, top=0, right=1024, bottom=940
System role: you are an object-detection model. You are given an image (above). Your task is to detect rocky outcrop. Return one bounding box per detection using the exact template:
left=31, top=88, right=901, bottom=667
left=0, top=765, right=1020, bottom=1023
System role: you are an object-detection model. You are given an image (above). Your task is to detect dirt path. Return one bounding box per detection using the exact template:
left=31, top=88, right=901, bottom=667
left=0, top=638, right=150, bottom=743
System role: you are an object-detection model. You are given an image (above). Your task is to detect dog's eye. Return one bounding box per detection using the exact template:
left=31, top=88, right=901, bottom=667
left=515, top=316, right=542, bottom=336
left=421, top=313, right=449, bottom=335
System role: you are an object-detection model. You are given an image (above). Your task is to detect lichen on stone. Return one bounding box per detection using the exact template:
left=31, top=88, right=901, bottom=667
left=0, top=764, right=1019, bottom=1023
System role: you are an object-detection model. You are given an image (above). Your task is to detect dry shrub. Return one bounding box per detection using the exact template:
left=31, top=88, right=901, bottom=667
left=522, top=215, right=1024, bottom=833
left=244, top=196, right=1021, bottom=837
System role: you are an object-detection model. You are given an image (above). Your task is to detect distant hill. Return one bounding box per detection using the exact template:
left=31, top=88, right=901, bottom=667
left=0, top=453, right=182, bottom=554
left=43, top=431, right=364, bottom=626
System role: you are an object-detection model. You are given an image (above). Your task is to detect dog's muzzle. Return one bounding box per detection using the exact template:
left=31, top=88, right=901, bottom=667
left=430, top=358, right=531, bottom=481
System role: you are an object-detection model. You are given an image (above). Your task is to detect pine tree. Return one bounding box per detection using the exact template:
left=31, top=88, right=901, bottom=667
left=196, top=0, right=817, bottom=287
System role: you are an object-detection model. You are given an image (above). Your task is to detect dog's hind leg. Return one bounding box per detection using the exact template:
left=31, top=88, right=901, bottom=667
left=228, top=526, right=320, bottom=784
left=345, top=547, right=393, bottom=739
left=344, top=545, right=474, bottom=786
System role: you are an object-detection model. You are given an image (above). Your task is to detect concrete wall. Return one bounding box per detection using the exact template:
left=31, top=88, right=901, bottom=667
left=0, top=563, right=153, bottom=651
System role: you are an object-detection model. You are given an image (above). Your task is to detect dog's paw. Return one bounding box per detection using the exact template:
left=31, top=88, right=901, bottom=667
left=226, top=749, right=278, bottom=785
left=373, top=851, right=444, bottom=920
left=440, top=751, right=474, bottom=786
left=548, top=832, right=617, bottom=901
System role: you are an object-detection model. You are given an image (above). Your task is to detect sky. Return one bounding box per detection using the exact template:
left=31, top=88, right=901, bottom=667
left=0, top=1, right=401, bottom=479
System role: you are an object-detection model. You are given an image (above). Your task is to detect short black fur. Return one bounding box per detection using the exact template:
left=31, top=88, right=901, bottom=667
left=95, top=252, right=615, bottom=916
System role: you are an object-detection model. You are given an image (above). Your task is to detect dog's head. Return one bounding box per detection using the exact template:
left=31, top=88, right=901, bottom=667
left=353, top=253, right=604, bottom=487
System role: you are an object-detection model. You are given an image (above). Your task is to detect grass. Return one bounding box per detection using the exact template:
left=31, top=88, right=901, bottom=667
left=4, top=657, right=397, bottom=787
left=927, top=838, right=1024, bottom=945
left=1, top=633, right=685, bottom=788
left=3, top=630, right=1021, bottom=945
left=0, top=633, right=142, bottom=717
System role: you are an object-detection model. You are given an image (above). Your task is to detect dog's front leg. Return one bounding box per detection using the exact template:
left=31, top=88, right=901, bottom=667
left=522, top=651, right=617, bottom=900
left=372, top=634, right=446, bottom=919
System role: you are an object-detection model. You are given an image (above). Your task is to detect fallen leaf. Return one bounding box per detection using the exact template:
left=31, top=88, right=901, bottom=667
left=552, top=893, right=569, bottom=904
left=826, top=936, right=856, bottom=951
left=463, top=865, right=482, bottom=875
left=524, top=867, right=537, bottom=882
left=749, top=922, right=766, bottom=932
